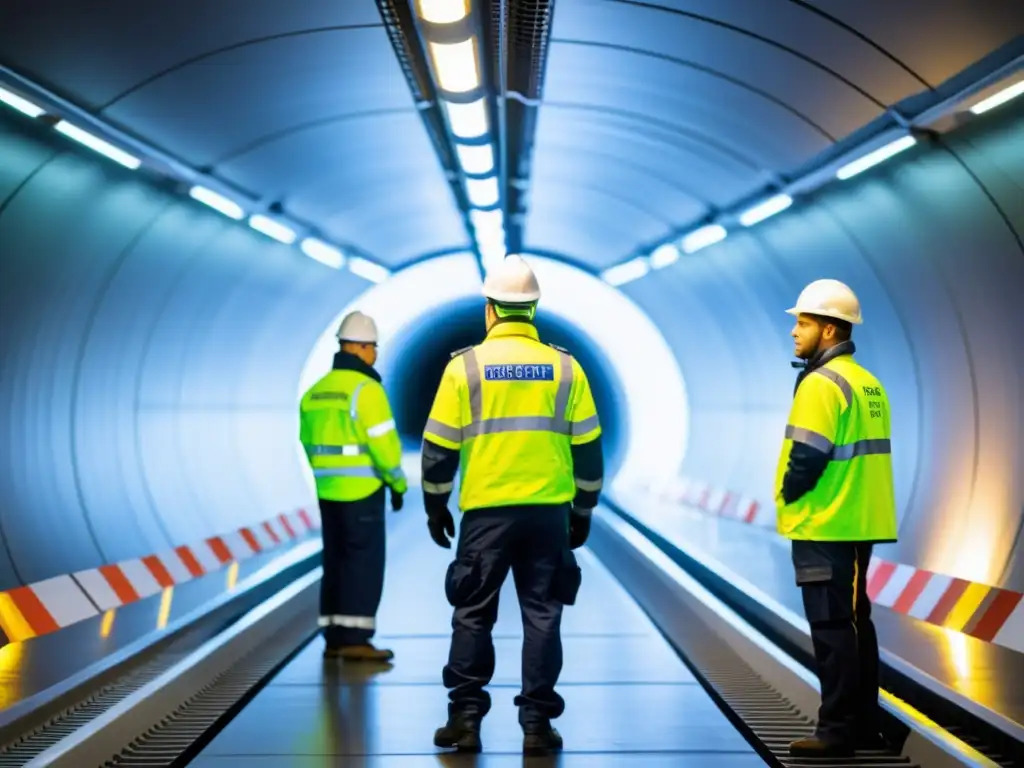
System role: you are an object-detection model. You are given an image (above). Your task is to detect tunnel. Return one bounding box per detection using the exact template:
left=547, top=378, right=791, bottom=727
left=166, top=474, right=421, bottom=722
left=0, top=1, right=1023, bottom=764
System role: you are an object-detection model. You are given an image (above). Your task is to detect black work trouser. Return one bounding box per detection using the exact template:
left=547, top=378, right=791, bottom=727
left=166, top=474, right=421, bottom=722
left=442, top=504, right=581, bottom=726
left=318, top=488, right=386, bottom=647
left=791, top=540, right=880, bottom=745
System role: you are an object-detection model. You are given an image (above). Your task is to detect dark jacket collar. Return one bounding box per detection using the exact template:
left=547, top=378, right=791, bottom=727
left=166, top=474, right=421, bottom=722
left=332, top=351, right=382, bottom=383
left=793, top=340, right=855, bottom=393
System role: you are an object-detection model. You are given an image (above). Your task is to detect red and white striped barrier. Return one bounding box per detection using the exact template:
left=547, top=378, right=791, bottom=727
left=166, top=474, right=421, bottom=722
left=0, top=508, right=320, bottom=644
left=629, top=476, right=1024, bottom=655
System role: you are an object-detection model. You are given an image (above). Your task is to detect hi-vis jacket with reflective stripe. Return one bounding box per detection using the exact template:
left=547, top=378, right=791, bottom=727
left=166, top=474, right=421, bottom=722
left=299, top=353, right=408, bottom=503
left=423, top=322, right=602, bottom=512
left=775, top=343, right=897, bottom=542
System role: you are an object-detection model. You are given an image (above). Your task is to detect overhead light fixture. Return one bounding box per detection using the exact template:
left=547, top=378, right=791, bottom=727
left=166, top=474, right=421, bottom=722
left=601, top=257, right=650, bottom=287
left=470, top=208, right=503, bottom=233
left=443, top=98, right=489, bottom=139
left=0, top=86, right=45, bottom=118
left=466, top=175, right=499, bottom=208
left=428, top=38, right=481, bottom=94
left=348, top=256, right=391, bottom=283
left=479, top=239, right=506, bottom=273
left=456, top=142, right=494, bottom=175
left=248, top=214, right=296, bottom=244
left=189, top=185, right=244, bottom=220
left=54, top=120, right=141, bottom=169
left=969, top=79, right=1024, bottom=115
left=836, top=135, right=917, bottom=180
left=649, top=243, right=680, bottom=269
left=738, top=194, right=793, bottom=227
left=300, top=237, right=345, bottom=269
left=680, top=224, right=727, bottom=254
left=415, top=0, right=468, bottom=24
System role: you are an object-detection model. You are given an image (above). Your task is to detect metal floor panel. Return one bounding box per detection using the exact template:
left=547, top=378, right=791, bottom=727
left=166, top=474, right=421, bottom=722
left=192, top=513, right=764, bottom=764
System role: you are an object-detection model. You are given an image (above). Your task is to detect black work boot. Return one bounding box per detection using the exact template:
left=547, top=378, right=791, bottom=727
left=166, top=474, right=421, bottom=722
left=789, top=734, right=854, bottom=757
left=523, top=720, right=563, bottom=755
left=434, top=707, right=482, bottom=753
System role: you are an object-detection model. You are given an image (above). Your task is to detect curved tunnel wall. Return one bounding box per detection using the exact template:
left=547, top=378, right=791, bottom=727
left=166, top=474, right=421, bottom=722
left=0, top=114, right=367, bottom=591
left=622, top=101, right=1024, bottom=590
left=1, top=98, right=1022, bottom=595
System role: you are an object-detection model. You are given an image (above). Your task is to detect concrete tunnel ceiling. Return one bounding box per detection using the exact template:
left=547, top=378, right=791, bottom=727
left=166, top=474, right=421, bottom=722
left=0, top=2, right=1023, bottom=594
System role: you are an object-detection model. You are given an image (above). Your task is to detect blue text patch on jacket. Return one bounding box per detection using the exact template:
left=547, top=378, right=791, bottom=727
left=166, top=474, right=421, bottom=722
left=483, top=364, right=555, bottom=381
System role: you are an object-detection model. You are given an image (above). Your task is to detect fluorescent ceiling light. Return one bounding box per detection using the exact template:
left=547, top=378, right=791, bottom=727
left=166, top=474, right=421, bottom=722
left=479, top=240, right=506, bottom=274
left=443, top=98, right=488, bottom=139
left=466, top=175, right=499, bottom=208
left=428, top=38, right=480, bottom=94
left=601, top=257, right=650, bottom=287
left=301, top=238, right=345, bottom=269
left=54, top=120, right=141, bottom=169
left=456, top=142, right=494, bottom=175
left=475, top=225, right=505, bottom=250
left=680, top=224, right=727, bottom=254
left=649, top=243, right=679, bottom=269
left=0, top=86, right=45, bottom=117
left=248, top=214, right=296, bottom=244
left=189, top=185, right=244, bottom=220
left=415, top=0, right=468, bottom=24
left=349, top=256, right=391, bottom=283
left=836, top=136, right=917, bottom=180
left=470, top=208, right=503, bottom=234
left=738, top=194, right=792, bottom=227
left=969, top=79, right=1024, bottom=115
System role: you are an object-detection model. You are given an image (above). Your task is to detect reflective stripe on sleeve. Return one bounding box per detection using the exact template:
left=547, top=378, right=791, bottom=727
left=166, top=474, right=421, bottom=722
left=785, top=425, right=833, bottom=453
left=308, top=444, right=368, bottom=456
left=423, top=480, right=454, bottom=495
left=367, top=419, right=396, bottom=438
left=312, top=466, right=380, bottom=478
left=425, top=418, right=463, bottom=444
left=571, top=414, right=600, bottom=436
left=317, top=615, right=375, bottom=629
left=574, top=477, right=603, bottom=492
left=811, top=368, right=853, bottom=407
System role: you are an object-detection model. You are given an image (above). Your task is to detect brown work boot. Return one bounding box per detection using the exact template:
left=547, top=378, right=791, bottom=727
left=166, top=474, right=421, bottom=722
left=789, top=734, right=854, bottom=757
left=334, top=642, right=394, bottom=662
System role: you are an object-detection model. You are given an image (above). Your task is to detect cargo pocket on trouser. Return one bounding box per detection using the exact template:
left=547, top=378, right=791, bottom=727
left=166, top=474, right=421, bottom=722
left=548, top=549, right=582, bottom=606
left=445, top=552, right=498, bottom=608
left=792, top=542, right=854, bottom=624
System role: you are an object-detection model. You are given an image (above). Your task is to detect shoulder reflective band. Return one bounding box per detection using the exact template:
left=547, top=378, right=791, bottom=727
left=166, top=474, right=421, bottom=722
left=309, top=444, right=368, bottom=456
left=367, top=419, right=396, bottom=438
left=785, top=425, right=891, bottom=462
left=811, top=367, right=853, bottom=407
left=459, top=347, right=574, bottom=438
left=350, top=381, right=368, bottom=419
left=312, top=466, right=381, bottom=478
left=423, top=480, right=454, bottom=495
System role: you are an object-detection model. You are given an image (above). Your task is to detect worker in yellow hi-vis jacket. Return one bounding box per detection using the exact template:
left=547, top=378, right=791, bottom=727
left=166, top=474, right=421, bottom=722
left=299, top=310, right=408, bottom=662
left=421, top=255, right=604, bottom=756
left=775, top=280, right=897, bottom=758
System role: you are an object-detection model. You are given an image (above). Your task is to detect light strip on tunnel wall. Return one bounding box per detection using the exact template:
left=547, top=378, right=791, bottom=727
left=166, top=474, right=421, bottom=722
left=738, top=194, right=793, bottom=227
left=348, top=256, right=391, bottom=283
left=54, top=120, right=142, bottom=170
left=680, top=223, right=728, bottom=254
left=836, top=135, right=918, bottom=180
left=968, top=78, right=1024, bottom=114
left=189, top=185, right=245, bottom=220
left=248, top=214, right=296, bottom=245
left=649, top=243, right=680, bottom=270
left=0, top=85, right=44, bottom=117
left=300, top=237, right=345, bottom=269
left=601, top=257, right=650, bottom=286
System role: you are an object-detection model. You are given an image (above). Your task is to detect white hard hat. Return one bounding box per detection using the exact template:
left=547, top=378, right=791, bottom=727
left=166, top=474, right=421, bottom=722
left=786, top=279, right=863, bottom=325
left=481, top=254, right=541, bottom=304
left=336, top=310, right=378, bottom=343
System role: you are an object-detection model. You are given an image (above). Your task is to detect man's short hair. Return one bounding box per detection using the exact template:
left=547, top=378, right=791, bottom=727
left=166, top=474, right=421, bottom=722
left=810, top=313, right=852, bottom=341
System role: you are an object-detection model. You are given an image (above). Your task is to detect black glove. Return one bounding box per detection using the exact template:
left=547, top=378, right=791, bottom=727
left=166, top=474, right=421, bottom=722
left=427, top=507, right=455, bottom=549
left=569, top=508, right=592, bottom=550
left=390, top=487, right=404, bottom=512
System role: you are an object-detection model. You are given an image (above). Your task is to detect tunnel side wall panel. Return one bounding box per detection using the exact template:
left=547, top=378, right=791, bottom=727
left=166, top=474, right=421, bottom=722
left=659, top=105, right=1023, bottom=589
left=0, top=115, right=364, bottom=589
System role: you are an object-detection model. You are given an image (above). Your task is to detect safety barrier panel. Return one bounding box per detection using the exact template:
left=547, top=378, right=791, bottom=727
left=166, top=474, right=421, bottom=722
left=634, top=476, right=1024, bottom=656
left=0, top=508, right=320, bottom=644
